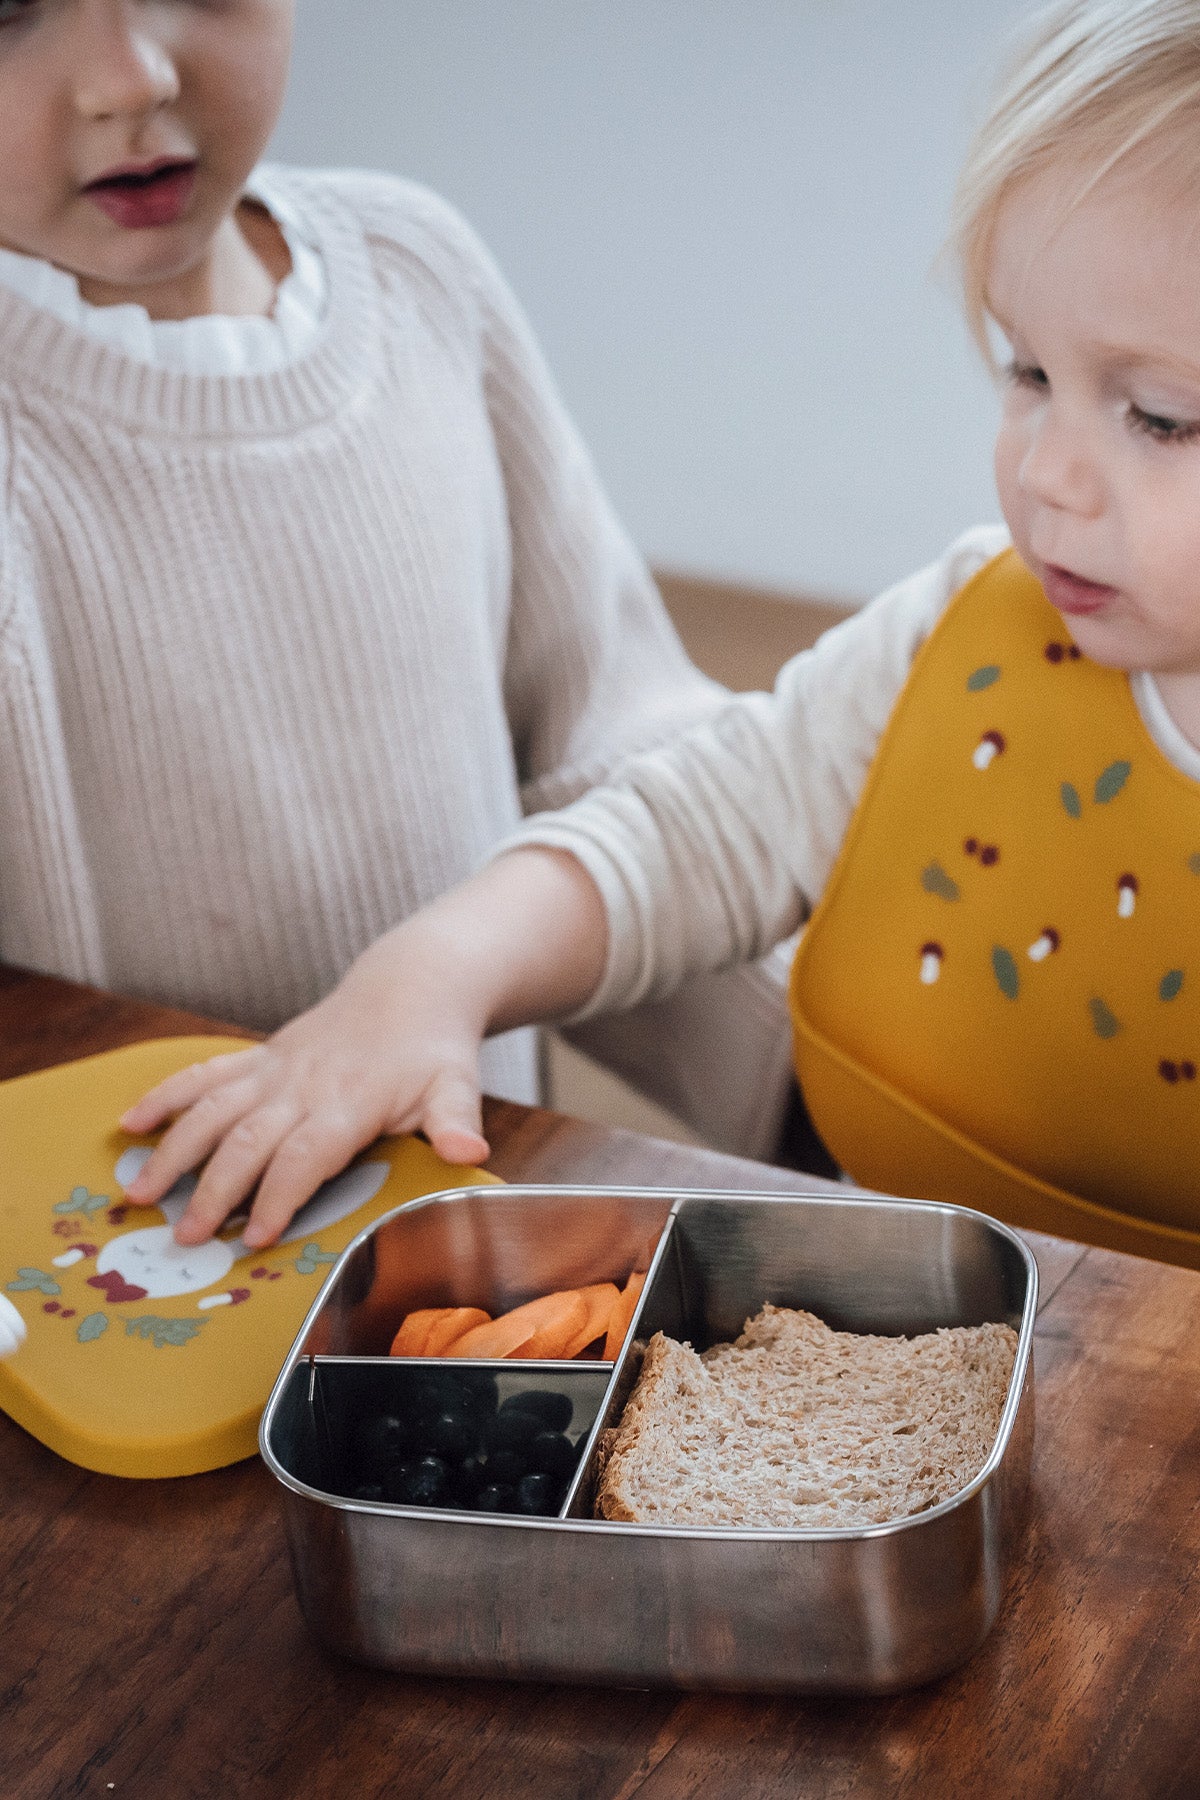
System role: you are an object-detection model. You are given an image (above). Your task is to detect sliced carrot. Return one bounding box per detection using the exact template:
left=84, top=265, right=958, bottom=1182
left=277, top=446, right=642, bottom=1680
left=602, top=1270, right=646, bottom=1361
left=390, top=1307, right=456, bottom=1357
left=449, top=1288, right=589, bottom=1361
left=559, top=1282, right=620, bottom=1360
left=398, top=1279, right=644, bottom=1362
left=423, top=1306, right=492, bottom=1355
left=516, top=1290, right=592, bottom=1360
left=446, top=1309, right=541, bottom=1359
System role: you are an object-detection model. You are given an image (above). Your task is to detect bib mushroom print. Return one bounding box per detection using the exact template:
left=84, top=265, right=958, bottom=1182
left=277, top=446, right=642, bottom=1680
left=790, top=549, right=1200, bottom=1268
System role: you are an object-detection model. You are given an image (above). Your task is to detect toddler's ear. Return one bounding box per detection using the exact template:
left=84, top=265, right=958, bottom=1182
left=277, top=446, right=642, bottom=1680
left=114, top=1147, right=198, bottom=1227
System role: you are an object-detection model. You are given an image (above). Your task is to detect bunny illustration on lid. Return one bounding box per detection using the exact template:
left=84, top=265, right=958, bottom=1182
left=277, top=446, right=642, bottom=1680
left=0, top=1037, right=497, bottom=1476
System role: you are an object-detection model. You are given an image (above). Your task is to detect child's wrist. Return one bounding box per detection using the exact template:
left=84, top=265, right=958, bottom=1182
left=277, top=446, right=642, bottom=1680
left=348, top=912, right=495, bottom=1042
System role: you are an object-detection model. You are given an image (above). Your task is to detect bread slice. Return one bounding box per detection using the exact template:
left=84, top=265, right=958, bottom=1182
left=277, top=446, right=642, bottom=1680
left=593, top=1304, right=1018, bottom=1529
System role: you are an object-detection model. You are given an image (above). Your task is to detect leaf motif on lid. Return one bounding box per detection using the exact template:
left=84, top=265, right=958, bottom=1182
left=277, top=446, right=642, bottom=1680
left=76, top=1312, right=109, bottom=1344
left=7, top=1268, right=60, bottom=1296
left=1160, top=970, right=1185, bottom=1002
left=1061, top=783, right=1082, bottom=819
left=124, top=1315, right=207, bottom=1348
left=52, top=1187, right=109, bottom=1217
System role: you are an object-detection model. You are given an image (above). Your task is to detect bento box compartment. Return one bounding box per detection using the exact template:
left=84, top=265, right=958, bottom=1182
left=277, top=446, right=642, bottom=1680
left=296, top=1188, right=673, bottom=1358
left=655, top=1193, right=1028, bottom=1346
left=268, top=1357, right=612, bottom=1518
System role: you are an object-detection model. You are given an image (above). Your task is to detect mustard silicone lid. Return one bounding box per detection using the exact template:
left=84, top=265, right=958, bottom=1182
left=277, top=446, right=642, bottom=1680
left=0, top=1037, right=497, bottom=1478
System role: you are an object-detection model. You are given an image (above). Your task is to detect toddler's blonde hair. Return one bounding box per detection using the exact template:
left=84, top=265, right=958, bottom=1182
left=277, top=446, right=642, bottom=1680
left=952, top=0, right=1200, bottom=356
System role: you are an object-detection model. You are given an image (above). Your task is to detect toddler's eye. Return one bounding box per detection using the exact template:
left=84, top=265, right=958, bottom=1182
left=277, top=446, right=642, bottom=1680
left=1003, top=359, right=1048, bottom=392
left=1129, top=404, right=1200, bottom=445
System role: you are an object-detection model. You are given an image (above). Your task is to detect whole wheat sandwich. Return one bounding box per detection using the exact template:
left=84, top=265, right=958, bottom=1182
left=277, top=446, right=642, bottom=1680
left=594, top=1305, right=1018, bottom=1529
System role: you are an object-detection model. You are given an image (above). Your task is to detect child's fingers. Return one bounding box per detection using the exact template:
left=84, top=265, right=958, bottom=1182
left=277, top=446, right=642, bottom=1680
left=170, top=1100, right=303, bottom=1245
left=122, top=1073, right=267, bottom=1207
left=421, top=1069, right=489, bottom=1166
left=119, top=1047, right=265, bottom=1134
left=240, top=1111, right=378, bottom=1249
left=429, top=1125, right=492, bottom=1164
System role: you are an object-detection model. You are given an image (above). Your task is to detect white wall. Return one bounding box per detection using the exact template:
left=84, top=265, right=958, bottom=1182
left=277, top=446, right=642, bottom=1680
left=272, top=0, right=1033, bottom=601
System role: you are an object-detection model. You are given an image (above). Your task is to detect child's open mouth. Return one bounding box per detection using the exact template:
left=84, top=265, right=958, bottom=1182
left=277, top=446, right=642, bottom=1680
left=1039, top=561, right=1116, bottom=618
left=84, top=159, right=198, bottom=231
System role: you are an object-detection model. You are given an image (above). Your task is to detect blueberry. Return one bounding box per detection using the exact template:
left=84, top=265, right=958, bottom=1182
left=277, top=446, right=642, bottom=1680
left=528, top=1431, right=578, bottom=1482
left=383, top=1455, right=451, bottom=1507
left=412, top=1409, right=477, bottom=1462
left=353, top=1413, right=411, bottom=1478
left=484, top=1448, right=527, bottom=1487
left=454, top=1370, right=500, bottom=1418
left=498, top=1389, right=574, bottom=1433
left=483, top=1408, right=542, bottom=1455
left=513, top=1472, right=561, bottom=1516
left=404, top=1371, right=473, bottom=1418
left=447, top=1455, right=486, bottom=1506
left=475, top=1483, right=516, bottom=1513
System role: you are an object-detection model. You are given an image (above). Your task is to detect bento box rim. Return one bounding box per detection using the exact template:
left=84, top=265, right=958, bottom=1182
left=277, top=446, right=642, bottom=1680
left=259, top=1182, right=1038, bottom=1543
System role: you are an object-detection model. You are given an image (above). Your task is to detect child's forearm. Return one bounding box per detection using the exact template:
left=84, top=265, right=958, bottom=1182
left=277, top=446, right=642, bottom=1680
left=350, top=846, right=609, bottom=1038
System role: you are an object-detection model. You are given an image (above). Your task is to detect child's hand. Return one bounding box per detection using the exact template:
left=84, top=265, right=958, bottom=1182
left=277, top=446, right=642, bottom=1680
left=116, top=849, right=607, bottom=1249
left=117, top=936, right=491, bottom=1250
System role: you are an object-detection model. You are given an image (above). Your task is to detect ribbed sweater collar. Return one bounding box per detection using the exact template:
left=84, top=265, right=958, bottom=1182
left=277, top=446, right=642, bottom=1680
left=0, top=168, right=379, bottom=440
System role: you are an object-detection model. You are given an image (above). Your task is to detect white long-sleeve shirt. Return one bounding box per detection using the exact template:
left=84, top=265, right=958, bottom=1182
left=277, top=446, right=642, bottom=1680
left=0, top=167, right=794, bottom=1149
left=507, top=523, right=1200, bottom=1021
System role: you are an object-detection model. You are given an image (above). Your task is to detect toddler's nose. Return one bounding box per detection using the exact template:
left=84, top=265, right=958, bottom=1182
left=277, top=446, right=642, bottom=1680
left=1018, top=411, right=1104, bottom=518
left=72, top=13, right=180, bottom=123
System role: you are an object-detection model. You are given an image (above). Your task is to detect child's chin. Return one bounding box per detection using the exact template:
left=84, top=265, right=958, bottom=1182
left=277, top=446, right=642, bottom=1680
left=69, top=231, right=209, bottom=303
left=1066, top=620, right=1146, bottom=672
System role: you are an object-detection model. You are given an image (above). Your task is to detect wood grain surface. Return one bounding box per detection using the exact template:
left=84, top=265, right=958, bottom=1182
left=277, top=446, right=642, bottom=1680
left=2, top=964, right=1198, bottom=1800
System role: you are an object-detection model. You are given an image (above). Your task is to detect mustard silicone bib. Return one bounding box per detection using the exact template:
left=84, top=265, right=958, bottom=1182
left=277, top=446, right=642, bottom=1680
left=0, top=1037, right=497, bottom=1477
left=791, top=550, right=1200, bottom=1267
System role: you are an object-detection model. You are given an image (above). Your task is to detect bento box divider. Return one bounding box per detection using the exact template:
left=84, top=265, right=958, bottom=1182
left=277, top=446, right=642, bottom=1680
left=559, top=1206, right=684, bottom=1519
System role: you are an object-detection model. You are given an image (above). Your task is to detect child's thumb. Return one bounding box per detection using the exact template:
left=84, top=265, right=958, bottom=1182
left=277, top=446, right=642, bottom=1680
left=423, top=1070, right=489, bottom=1166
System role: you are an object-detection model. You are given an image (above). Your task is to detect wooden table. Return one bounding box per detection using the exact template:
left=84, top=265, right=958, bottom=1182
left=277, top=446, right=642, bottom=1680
left=3, top=965, right=1199, bottom=1800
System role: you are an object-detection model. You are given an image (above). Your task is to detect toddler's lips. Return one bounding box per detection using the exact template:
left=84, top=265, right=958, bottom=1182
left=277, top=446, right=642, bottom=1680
left=1040, top=561, right=1116, bottom=617
left=84, top=160, right=197, bottom=230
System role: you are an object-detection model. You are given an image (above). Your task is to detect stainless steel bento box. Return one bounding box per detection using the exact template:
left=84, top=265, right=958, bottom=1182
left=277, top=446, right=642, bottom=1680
left=260, top=1186, right=1036, bottom=1695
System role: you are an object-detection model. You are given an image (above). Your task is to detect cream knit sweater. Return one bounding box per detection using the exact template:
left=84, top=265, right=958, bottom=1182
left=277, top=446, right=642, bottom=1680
left=0, top=167, right=793, bottom=1142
